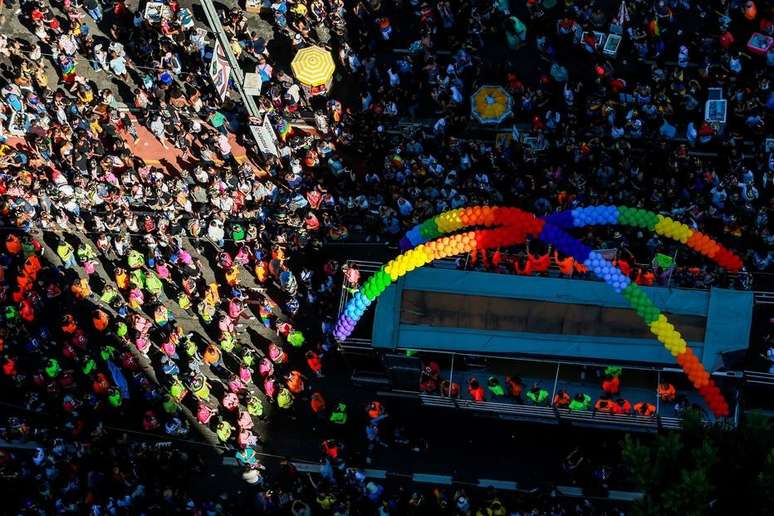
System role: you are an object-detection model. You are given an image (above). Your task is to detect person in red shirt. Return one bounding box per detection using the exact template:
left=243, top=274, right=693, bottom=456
left=468, top=378, right=486, bottom=402
left=367, top=401, right=385, bottom=419
left=310, top=392, right=326, bottom=415
left=553, top=390, right=571, bottom=408
left=305, top=350, right=323, bottom=377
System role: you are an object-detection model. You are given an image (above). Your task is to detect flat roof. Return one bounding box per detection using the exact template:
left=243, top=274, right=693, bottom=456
left=372, top=268, right=753, bottom=371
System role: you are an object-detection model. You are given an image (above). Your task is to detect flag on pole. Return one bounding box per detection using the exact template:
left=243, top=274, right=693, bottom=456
left=654, top=253, right=675, bottom=269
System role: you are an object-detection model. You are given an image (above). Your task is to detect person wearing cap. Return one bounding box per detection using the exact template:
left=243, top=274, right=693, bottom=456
left=487, top=376, right=505, bottom=397
left=526, top=383, right=549, bottom=405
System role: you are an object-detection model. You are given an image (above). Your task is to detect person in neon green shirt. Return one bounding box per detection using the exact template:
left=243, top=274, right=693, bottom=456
left=220, top=332, right=236, bottom=353
left=108, top=387, right=122, bottom=407
left=145, top=272, right=163, bottom=297
left=247, top=396, right=264, bottom=417
left=45, top=358, right=61, bottom=378
left=569, top=393, right=592, bottom=411
left=487, top=377, right=505, bottom=397
left=178, top=293, right=192, bottom=310
left=190, top=375, right=210, bottom=401
left=130, top=269, right=146, bottom=289
left=526, top=384, right=549, bottom=405
left=82, top=357, right=97, bottom=375
left=330, top=403, right=347, bottom=424
left=100, top=285, right=119, bottom=304
left=216, top=420, right=233, bottom=442
left=170, top=379, right=187, bottom=401
left=100, top=345, right=117, bottom=361
left=287, top=330, right=305, bottom=348
left=162, top=394, right=178, bottom=415
left=242, top=350, right=255, bottom=367
left=127, top=249, right=144, bottom=269
left=277, top=387, right=294, bottom=409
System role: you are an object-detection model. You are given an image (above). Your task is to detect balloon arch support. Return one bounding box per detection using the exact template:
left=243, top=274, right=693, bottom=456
left=334, top=206, right=744, bottom=418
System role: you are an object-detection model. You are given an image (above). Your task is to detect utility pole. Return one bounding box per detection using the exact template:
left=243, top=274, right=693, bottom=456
left=199, top=0, right=261, bottom=118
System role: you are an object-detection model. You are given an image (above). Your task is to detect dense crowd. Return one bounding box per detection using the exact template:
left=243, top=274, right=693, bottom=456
left=0, top=0, right=772, bottom=512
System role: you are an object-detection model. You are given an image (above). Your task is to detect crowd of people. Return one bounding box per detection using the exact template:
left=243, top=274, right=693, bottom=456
left=0, top=0, right=772, bottom=512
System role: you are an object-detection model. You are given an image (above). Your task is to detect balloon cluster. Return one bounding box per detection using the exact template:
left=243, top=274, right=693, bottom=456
left=697, top=379, right=730, bottom=417
left=686, top=231, right=720, bottom=258
left=616, top=206, right=660, bottom=230
left=549, top=206, right=743, bottom=273
left=654, top=216, right=693, bottom=243
left=583, top=251, right=631, bottom=293
left=712, top=245, right=744, bottom=272
left=648, top=314, right=688, bottom=356
left=402, top=207, right=541, bottom=251
left=621, top=283, right=660, bottom=324
left=570, top=205, right=619, bottom=227
left=333, top=205, right=744, bottom=417
left=538, top=223, right=591, bottom=261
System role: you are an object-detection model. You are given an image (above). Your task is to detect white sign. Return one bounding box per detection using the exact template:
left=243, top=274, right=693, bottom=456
left=250, top=115, right=279, bottom=157
left=209, top=41, right=231, bottom=101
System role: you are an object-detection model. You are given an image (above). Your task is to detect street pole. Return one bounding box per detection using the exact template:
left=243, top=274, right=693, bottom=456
left=199, top=0, right=261, bottom=119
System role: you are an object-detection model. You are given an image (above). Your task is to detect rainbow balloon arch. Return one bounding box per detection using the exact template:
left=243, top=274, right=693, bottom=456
left=334, top=206, right=745, bottom=418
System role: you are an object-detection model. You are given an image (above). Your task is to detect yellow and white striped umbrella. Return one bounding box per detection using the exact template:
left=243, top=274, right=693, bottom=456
left=291, top=46, right=336, bottom=87
left=471, top=85, right=512, bottom=124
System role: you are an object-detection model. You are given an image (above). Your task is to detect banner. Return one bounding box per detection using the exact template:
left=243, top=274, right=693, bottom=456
left=209, top=41, right=231, bottom=101
left=107, top=360, right=131, bottom=399
left=250, top=114, right=280, bottom=157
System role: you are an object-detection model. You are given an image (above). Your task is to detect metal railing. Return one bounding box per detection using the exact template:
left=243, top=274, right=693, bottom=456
left=417, top=393, right=683, bottom=431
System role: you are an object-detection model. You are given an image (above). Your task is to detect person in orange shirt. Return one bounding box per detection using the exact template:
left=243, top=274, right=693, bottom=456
left=468, top=378, right=486, bottom=402
left=224, top=266, right=240, bottom=287
left=553, top=251, right=575, bottom=277
left=601, top=375, right=620, bottom=396
left=594, top=397, right=620, bottom=414
left=61, top=314, right=78, bottom=334
left=203, top=343, right=223, bottom=370
left=5, top=234, right=21, bottom=255
left=310, top=392, right=326, bottom=415
left=254, top=260, right=269, bottom=283
left=505, top=375, right=523, bottom=402
left=634, top=401, right=656, bottom=416
left=526, top=242, right=551, bottom=275
left=23, top=254, right=42, bottom=279
left=635, top=268, right=655, bottom=286
left=286, top=370, right=304, bottom=395
left=616, top=398, right=632, bottom=415
left=93, top=310, right=109, bottom=332
left=553, top=389, right=571, bottom=408
left=71, top=278, right=91, bottom=300
left=658, top=382, right=676, bottom=402
left=513, top=256, right=532, bottom=275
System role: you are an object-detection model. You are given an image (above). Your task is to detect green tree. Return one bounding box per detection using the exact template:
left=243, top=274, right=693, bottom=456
left=622, top=411, right=774, bottom=515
